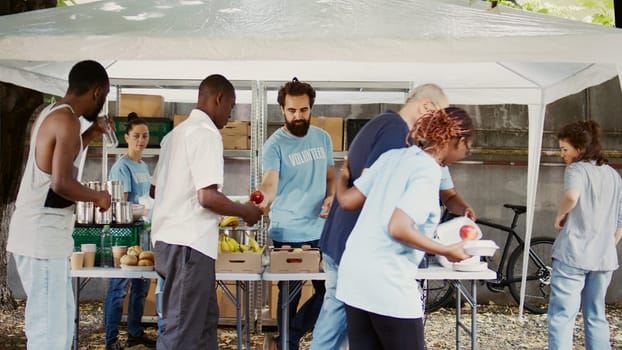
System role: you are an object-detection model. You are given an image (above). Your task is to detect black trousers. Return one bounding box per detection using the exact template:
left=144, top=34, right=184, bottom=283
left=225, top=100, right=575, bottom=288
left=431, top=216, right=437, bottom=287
left=154, top=241, right=219, bottom=350
left=345, top=304, right=425, bottom=350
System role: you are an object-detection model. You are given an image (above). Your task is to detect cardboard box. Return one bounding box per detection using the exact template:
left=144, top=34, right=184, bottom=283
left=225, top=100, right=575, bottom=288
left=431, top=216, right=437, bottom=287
left=173, top=114, right=188, bottom=127
left=216, top=251, right=262, bottom=273
left=220, top=121, right=250, bottom=150
left=217, top=281, right=245, bottom=319
left=269, top=281, right=313, bottom=320
left=311, top=116, right=344, bottom=152
left=123, top=278, right=157, bottom=317
left=119, top=94, right=164, bottom=118
left=269, top=245, right=321, bottom=273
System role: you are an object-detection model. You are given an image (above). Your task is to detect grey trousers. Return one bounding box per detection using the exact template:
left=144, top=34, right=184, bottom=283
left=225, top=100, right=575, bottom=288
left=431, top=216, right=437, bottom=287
left=154, top=241, right=219, bottom=350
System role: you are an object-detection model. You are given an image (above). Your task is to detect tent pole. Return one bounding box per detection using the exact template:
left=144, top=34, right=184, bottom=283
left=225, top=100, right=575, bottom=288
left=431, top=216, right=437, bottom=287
left=520, top=103, right=546, bottom=320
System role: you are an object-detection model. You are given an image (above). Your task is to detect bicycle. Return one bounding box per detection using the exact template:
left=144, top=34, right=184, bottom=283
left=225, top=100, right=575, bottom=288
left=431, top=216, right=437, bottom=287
left=423, top=203, right=555, bottom=314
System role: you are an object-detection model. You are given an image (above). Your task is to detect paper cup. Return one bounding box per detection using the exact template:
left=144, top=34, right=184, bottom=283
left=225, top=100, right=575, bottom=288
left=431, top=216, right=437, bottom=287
left=70, top=252, right=85, bottom=270
left=81, top=243, right=96, bottom=252
left=112, top=246, right=128, bottom=268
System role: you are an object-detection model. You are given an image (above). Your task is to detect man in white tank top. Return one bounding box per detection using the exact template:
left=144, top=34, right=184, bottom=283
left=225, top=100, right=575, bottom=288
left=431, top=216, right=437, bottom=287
left=7, top=60, right=112, bottom=350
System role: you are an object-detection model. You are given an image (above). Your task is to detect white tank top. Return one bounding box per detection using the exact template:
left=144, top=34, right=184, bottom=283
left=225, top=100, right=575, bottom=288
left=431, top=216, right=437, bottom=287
left=7, top=103, right=84, bottom=259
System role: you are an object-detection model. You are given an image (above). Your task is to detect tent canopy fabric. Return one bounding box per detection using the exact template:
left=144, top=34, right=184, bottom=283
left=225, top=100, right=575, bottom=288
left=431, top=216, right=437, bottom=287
left=0, top=0, right=621, bottom=104
left=1, top=0, right=622, bottom=317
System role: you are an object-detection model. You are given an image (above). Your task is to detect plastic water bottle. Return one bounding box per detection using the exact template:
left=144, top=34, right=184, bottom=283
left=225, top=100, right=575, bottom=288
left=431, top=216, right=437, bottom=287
left=98, top=103, right=118, bottom=148
left=100, top=224, right=113, bottom=267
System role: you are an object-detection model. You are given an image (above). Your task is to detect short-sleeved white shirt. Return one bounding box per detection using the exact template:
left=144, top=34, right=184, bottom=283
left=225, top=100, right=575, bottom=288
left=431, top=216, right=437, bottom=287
left=150, top=109, right=224, bottom=259
left=336, top=146, right=441, bottom=319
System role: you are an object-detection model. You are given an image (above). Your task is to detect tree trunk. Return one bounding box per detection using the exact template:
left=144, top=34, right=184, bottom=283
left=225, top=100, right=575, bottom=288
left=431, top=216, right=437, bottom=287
left=0, top=1, right=59, bottom=311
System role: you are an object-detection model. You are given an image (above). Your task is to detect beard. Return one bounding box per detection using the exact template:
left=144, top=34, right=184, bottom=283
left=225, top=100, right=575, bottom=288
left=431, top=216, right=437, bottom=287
left=285, top=118, right=310, bottom=137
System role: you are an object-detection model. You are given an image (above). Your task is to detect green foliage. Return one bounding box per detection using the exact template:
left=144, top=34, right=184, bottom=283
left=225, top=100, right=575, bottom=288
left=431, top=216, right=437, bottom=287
left=57, top=0, right=77, bottom=6
left=487, top=0, right=615, bottom=26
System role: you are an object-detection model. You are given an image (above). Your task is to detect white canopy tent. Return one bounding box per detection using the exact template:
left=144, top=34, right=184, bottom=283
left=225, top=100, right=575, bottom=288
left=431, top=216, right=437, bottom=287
left=1, top=0, right=622, bottom=317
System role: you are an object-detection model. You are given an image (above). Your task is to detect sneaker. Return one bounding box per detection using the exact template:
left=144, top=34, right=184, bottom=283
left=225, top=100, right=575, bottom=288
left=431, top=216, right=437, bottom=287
left=126, top=333, right=157, bottom=348
left=105, top=340, right=124, bottom=350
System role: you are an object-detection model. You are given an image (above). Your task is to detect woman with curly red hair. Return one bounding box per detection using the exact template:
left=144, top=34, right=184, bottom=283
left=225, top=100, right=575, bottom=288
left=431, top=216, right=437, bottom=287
left=334, top=106, right=474, bottom=349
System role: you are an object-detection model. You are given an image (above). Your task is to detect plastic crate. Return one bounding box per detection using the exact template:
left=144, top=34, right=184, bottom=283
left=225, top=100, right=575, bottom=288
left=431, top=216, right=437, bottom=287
left=72, top=222, right=143, bottom=266
left=113, top=117, right=172, bottom=148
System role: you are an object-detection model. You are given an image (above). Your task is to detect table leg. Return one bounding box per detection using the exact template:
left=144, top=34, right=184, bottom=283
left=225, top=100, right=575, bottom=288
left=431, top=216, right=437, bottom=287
left=455, top=283, right=462, bottom=350
left=281, top=282, right=289, bottom=350
left=471, top=281, right=477, bottom=350
left=244, top=281, right=250, bottom=350
left=236, top=282, right=242, bottom=350
left=73, top=277, right=79, bottom=350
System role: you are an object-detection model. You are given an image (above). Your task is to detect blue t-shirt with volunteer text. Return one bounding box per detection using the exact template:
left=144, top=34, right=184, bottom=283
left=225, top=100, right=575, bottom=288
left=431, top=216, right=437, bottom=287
left=263, top=126, right=334, bottom=242
left=319, top=111, right=454, bottom=264
left=109, top=155, right=151, bottom=204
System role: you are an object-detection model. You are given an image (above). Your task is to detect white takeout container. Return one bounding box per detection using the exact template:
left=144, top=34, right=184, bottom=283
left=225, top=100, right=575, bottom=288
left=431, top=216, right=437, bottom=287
left=464, top=240, right=499, bottom=257
left=435, top=216, right=488, bottom=271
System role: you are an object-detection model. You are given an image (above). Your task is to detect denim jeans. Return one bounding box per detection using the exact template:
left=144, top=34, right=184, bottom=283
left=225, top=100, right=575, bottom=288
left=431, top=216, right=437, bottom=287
left=13, top=254, right=75, bottom=350
left=310, top=254, right=348, bottom=350
left=156, top=276, right=165, bottom=335
left=104, top=278, right=151, bottom=344
left=273, top=239, right=326, bottom=350
left=548, top=259, right=613, bottom=350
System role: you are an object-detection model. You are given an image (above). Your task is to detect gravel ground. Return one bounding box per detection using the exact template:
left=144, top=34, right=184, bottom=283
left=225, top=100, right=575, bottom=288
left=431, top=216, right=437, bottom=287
left=1, top=300, right=622, bottom=349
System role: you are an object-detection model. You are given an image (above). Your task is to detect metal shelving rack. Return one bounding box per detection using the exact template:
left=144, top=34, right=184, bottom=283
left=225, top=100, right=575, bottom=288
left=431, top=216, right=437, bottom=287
left=102, top=78, right=414, bottom=331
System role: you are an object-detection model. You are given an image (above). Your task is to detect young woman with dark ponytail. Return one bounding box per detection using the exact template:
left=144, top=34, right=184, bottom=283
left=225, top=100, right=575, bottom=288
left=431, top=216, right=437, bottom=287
left=104, top=112, right=155, bottom=350
left=548, top=120, right=622, bottom=350
left=334, top=107, right=474, bottom=350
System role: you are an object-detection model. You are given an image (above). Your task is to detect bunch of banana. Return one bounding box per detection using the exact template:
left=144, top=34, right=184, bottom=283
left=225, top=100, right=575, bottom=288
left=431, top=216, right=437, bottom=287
left=219, top=216, right=239, bottom=228
left=244, top=231, right=263, bottom=253
left=219, top=234, right=240, bottom=253
left=218, top=233, right=264, bottom=253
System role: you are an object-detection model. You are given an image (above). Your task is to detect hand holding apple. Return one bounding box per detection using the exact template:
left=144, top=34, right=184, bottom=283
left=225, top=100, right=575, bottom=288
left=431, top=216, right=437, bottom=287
left=250, top=190, right=264, bottom=204
left=459, top=224, right=479, bottom=240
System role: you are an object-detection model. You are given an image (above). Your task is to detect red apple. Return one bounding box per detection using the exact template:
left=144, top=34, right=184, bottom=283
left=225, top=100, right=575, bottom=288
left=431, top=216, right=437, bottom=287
left=459, top=224, right=478, bottom=240
left=250, top=190, right=264, bottom=204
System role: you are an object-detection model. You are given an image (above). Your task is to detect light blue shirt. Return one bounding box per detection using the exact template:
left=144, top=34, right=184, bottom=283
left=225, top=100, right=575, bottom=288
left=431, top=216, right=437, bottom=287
left=263, top=126, right=334, bottom=242
left=336, top=146, right=441, bottom=318
left=109, top=155, right=151, bottom=204
left=552, top=161, right=622, bottom=271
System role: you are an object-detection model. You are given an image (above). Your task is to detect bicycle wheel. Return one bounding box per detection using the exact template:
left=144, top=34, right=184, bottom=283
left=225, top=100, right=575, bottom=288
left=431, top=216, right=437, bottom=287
left=506, top=237, right=554, bottom=314
left=421, top=279, right=455, bottom=313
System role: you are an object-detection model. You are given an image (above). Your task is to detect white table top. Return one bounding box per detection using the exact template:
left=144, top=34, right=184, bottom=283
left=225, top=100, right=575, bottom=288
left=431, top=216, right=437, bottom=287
left=71, top=267, right=262, bottom=281
left=262, top=271, right=327, bottom=281
left=262, top=264, right=495, bottom=281
left=418, top=264, right=496, bottom=280
left=71, top=265, right=494, bottom=282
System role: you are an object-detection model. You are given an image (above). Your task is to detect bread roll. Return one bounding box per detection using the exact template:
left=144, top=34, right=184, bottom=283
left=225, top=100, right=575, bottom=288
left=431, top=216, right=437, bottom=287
left=127, top=247, right=140, bottom=256
left=138, top=258, right=154, bottom=266
left=120, top=254, right=138, bottom=266
left=139, top=251, right=154, bottom=262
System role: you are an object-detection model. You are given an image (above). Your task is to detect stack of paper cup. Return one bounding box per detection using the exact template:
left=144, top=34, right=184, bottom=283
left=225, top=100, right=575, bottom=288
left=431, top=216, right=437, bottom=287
left=81, top=244, right=97, bottom=268
left=112, top=246, right=128, bottom=268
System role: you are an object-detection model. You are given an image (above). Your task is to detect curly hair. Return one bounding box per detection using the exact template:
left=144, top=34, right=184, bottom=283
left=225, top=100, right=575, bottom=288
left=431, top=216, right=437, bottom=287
left=409, top=107, right=474, bottom=151
left=557, top=120, right=607, bottom=165
left=277, top=77, right=316, bottom=108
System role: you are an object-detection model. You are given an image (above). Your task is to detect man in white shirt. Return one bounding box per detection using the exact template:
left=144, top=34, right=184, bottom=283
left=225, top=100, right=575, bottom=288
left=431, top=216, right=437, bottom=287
left=151, top=74, right=262, bottom=350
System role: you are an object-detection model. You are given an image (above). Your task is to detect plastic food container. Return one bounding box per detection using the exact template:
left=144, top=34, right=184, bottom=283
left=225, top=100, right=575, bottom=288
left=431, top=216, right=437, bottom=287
left=435, top=216, right=483, bottom=244
left=464, top=240, right=499, bottom=257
